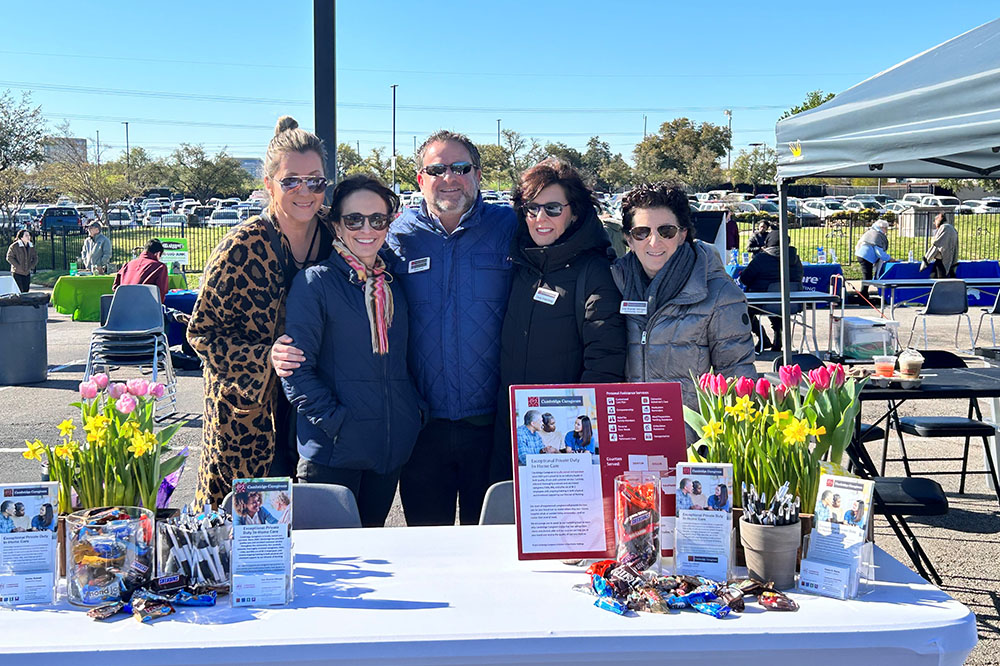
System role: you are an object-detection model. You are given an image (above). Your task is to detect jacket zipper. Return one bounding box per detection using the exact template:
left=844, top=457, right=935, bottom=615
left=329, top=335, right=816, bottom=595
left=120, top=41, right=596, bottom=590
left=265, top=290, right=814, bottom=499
left=383, top=347, right=391, bottom=470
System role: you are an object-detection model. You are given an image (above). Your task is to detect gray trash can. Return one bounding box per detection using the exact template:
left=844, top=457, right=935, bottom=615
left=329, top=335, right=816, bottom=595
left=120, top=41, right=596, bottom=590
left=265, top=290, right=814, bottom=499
left=0, top=291, right=50, bottom=385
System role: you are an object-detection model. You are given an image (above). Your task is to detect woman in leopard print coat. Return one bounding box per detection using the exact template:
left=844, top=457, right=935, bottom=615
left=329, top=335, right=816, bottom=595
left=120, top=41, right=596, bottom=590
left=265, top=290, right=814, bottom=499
left=188, top=116, right=334, bottom=508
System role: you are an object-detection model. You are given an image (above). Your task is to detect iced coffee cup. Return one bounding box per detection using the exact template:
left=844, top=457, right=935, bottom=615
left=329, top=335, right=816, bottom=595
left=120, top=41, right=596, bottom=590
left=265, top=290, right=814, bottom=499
left=898, top=349, right=924, bottom=379
left=874, top=355, right=896, bottom=378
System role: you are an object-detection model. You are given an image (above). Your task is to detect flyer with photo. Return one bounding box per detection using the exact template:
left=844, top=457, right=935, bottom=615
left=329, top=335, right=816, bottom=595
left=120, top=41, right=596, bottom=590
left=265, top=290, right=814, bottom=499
left=230, top=477, right=293, bottom=607
left=0, top=482, right=59, bottom=605
left=510, top=382, right=687, bottom=561
left=673, top=463, right=733, bottom=580
left=798, top=474, right=875, bottom=599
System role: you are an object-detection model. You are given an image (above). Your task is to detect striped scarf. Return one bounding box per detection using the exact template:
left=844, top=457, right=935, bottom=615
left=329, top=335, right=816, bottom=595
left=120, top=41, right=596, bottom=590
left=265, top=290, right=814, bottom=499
left=333, top=238, right=394, bottom=355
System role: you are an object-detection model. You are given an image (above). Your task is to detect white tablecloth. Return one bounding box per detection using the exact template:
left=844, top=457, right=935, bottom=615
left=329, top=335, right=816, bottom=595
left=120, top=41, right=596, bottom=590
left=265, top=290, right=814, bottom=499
left=0, top=525, right=977, bottom=665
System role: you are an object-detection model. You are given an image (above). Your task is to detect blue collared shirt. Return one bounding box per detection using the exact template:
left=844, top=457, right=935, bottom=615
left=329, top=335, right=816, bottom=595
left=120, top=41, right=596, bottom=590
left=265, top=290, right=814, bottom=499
left=516, top=426, right=544, bottom=466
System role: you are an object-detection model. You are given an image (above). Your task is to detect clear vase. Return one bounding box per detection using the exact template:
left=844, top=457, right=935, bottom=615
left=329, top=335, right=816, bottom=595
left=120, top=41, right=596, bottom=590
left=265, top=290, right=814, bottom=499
left=65, top=506, right=154, bottom=606
left=614, top=471, right=661, bottom=572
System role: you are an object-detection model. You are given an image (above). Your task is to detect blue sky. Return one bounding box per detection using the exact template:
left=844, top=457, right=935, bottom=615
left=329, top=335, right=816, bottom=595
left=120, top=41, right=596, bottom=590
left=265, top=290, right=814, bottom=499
left=2, top=1, right=996, bottom=164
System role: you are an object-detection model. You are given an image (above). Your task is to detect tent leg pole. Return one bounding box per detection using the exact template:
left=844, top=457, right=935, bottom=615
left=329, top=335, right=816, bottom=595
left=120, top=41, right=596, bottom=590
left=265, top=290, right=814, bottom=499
left=778, top=180, right=793, bottom=365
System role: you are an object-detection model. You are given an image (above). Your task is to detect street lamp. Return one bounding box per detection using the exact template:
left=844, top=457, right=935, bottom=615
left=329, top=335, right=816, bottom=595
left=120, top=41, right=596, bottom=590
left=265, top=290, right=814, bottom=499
left=390, top=84, right=398, bottom=192
left=496, top=119, right=501, bottom=191
left=121, top=122, right=130, bottom=185
left=723, top=109, right=733, bottom=172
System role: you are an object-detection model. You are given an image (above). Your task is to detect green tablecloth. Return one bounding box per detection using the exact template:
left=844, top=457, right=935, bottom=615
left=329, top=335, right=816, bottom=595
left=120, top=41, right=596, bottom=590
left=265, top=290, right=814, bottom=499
left=51, top=274, right=189, bottom=321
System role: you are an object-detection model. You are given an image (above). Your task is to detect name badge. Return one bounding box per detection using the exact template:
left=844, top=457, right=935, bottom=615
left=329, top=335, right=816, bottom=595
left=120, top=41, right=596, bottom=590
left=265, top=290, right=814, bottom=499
left=620, top=300, right=648, bottom=315
left=408, top=257, right=431, bottom=273
left=533, top=287, right=560, bottom=305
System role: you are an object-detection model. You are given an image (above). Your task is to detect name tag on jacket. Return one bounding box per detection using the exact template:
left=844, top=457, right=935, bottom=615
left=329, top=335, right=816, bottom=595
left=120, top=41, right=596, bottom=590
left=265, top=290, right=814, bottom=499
left=620, top=300, right=648, bottom=315
left=409, top=257, right=431, bottom=273
left=533, top=287, right=560, bottom=305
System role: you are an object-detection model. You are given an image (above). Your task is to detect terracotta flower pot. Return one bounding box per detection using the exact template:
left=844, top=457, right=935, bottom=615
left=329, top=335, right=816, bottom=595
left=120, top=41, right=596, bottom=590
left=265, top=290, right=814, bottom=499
left=739, top=517, right=801, bottom=590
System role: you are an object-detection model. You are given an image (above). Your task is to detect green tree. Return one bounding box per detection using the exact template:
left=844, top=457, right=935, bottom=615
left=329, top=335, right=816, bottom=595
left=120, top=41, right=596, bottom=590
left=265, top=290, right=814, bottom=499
left=542, top=142, right=585, bottom=170
left=599, top=154, right=634, bottom=192
left=0, top=167, right=45, bottom=228
left=0, top=90, right=45, bottom=174
left=167, top=145, right=252, bottom=201
left=477, top=143, right=511, bottom=190
left=345, top=148, right=418, bottom=192
left=730, top=145, right=778, bottom=193
left=500, top=129, right=542, bottom=186
left=780, top=90, right=836, bottom=120
left=106, top=147, right=171, bottom=192
left=336, top=142, right=363, bottom=182
left=632, top=118, right=730, bottom=188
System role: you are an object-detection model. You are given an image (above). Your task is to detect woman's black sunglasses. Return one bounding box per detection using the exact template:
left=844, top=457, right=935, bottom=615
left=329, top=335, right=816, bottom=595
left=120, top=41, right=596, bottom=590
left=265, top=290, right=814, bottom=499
left=523, top=202, right=569, bottom=218
left=341, top=212, right=392, bottom=231
left=277, top=176, right=328, bottom=193
left=627, top=224, right=681, bottom=241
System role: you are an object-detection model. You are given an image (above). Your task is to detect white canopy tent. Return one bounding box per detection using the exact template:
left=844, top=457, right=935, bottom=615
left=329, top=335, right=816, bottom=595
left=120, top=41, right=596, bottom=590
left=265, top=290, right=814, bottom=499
left=770, top=18, right=1000, bottom=361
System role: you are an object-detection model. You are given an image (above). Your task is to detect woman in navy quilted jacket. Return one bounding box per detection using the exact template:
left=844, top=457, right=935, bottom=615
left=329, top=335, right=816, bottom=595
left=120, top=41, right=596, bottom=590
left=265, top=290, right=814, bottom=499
left=282, top=176, right=426, bottom=527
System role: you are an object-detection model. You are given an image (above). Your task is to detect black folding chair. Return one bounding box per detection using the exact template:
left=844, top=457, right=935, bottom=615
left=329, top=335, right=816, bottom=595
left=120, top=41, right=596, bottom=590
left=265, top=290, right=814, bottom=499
left=881, top=350, right=1000, bottom=505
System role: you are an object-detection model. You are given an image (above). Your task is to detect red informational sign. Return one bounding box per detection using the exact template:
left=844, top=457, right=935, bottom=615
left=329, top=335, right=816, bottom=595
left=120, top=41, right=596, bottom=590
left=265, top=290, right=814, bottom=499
left=509, top=382, right=687, bottom=561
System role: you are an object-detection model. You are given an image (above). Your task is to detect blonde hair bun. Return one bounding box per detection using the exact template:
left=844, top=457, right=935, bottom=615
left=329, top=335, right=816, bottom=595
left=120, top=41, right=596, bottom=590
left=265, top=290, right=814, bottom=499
left=275, top=116, right=299, bottom=136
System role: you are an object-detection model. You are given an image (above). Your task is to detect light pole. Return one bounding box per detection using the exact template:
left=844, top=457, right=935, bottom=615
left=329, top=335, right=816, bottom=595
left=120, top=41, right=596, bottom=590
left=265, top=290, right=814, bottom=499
left=121, top=122, right=130, bottom=185
left=643, top=114, right=647, bottom=138
left=496, top=119, right=501, bottom=191
left=390, top=84, right=398, bottom=192
left=724, top=109, right=732, bottom=172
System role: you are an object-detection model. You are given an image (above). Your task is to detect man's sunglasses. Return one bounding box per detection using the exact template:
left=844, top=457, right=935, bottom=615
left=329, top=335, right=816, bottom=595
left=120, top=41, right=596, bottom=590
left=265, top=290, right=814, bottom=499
left=627, top=224, right=681, bottom=241
left=420, top=162, right=476, bottom=177
left=341, top=212, right=392, bottom=231
left=277, top=176, right=328, bottom=193
left=523, top=202, right=570, bottom=218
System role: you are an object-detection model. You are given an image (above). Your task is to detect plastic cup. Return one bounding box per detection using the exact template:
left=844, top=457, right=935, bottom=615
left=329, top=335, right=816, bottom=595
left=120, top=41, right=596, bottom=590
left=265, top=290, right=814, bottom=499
left=873, top=355, right=896, bottom=378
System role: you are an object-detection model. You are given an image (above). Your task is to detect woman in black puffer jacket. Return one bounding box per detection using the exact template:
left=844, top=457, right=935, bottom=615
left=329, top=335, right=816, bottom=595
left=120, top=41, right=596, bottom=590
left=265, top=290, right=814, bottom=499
left=489, top=159, right=626, bottom=483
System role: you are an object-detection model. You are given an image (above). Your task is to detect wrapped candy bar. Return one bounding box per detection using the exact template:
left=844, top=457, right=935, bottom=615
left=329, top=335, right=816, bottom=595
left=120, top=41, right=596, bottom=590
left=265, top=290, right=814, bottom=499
left=594, top=596, right=631, bottom=616
left=87, top=602, right=124, bottom=621
left=759, top=590, right=799, bottom=611
left=585, top=560, right=616, bottom=578
left=692, top=601, right=731, bottom=619
left=167, top=588, right=217, bottom=607
left=590, top=573, right=614, bottom=598
left=131, top=596, right=175, bottom=623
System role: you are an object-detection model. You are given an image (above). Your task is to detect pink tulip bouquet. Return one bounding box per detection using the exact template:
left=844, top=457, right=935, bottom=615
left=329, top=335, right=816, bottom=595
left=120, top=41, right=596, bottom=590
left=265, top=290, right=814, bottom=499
left=684, top=363, right=866, bottom=513
left=23, top=375, right=186, bottom=512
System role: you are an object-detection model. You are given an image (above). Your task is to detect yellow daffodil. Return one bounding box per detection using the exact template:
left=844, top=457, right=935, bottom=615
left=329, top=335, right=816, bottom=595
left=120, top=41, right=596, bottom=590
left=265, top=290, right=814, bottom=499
left=807, top=425, right=827, bottom=438
left=127, top=431, right=157, bottom=457
left=54, top=443, right=75, bottom=460
left=22, top=439, right=44, bottom=462
left=772, top=409, right=792, bottom=423
left=782, top=418, right=809, bottom=445
left=118, top=421, right=139, bottom=439
left=58, top=419, right=76, bottom=437
left=734, top=395, right=753, bottom=413
left=702, top=420, right=724, bottom=439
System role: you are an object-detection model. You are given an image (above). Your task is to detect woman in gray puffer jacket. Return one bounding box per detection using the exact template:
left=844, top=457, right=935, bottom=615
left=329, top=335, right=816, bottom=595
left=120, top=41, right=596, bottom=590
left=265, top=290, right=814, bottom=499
left=611, top=184, right=757, bottom=425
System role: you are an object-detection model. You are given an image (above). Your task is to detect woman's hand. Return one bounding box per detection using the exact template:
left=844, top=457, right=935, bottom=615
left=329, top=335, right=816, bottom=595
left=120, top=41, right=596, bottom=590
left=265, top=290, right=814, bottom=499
left=271, top=334, right=305, bottom=377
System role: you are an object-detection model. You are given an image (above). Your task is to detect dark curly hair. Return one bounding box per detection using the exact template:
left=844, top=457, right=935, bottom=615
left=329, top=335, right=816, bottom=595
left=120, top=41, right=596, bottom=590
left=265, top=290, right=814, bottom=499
left=621, top=183, right=694, bottom=245
left=330, top=175, right=399, bottom=221
left=512, top=158, right=596, bottom=225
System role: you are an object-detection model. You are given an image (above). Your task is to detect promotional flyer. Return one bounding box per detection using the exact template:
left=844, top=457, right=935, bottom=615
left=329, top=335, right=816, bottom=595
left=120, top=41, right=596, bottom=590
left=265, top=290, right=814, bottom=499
left=0, top=482, right=59, bottom=606
left=230, top=477, right=293, bottom=607
left=673, top=462, right=734, bottom=580
left=510, top=383, right=687, bottom=561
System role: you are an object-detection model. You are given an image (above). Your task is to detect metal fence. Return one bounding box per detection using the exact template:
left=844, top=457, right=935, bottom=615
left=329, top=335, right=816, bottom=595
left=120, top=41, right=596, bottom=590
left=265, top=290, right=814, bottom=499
left=0, top=223, right=231, bottom=275
left=735, top=211, right=1000, bottom=279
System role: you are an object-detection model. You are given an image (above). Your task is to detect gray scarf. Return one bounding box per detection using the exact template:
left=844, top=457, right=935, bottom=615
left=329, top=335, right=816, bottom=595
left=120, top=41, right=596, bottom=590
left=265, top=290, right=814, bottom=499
left=618, top=242, right=697, bottom=322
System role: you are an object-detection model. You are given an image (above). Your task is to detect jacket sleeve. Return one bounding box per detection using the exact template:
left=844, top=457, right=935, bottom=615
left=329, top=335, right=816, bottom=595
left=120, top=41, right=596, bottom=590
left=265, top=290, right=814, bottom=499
left=97, top=237, right=112, bottom=267
left=156, top=265, right=169, bottom=302
left=738, top=258, right=760, bottom=290
left=707, top=283, right=758, bottom=381
left=28, top=247, right=37, bottom=272
left=5, top=245, right=16, bottom=273
left=186, top=231, right=276, bottom=406
left=579, top=259, right=627, bottom=383
left=112, top=265, right=123, bottom=291
left=280, top=271, right=348, bottom=441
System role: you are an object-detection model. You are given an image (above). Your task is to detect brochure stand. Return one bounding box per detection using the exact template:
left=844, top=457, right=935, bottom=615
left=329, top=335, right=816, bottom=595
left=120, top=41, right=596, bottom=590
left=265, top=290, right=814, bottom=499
left=229, top=477, right=294, bottom=607
left=0, top=482, right=59, bottom=606
left=797, top=474, right=876, bottom=600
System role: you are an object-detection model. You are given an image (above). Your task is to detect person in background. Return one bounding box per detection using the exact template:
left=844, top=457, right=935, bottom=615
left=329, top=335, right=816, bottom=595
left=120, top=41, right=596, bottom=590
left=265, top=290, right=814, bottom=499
left=491, top=158, right=625, bottom=482
left=386, top=130, right=517, bottom=526
left=113, top=238, right=169, bottom=302
left=538, top=413, right=563, bottom=454
left=516, top=410, right=545, bottom=466
left=281, top=175, right=426, bottom=528
left=739, top=230, right=804, bottom=352
left=188, top=116, right=335, bottom=509
left=611, top=183, right=756, bottom=428
left=747, top=220, right=772, bottom=255
left=926, top=212, right=959, bottom=278
left=6, top=229, right=37, bottom=292
left=726, top=215, right=739, bottom=251
left=79, top=222, right=112, bottom=274
left=855, top=219, right=891, bottom=299
left=563, top=415, right=595, bottom=454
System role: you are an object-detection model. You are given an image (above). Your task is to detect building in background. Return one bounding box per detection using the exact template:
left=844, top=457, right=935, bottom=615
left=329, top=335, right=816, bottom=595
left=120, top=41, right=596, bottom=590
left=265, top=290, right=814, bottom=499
left=237, top=157, right=264, bottom=180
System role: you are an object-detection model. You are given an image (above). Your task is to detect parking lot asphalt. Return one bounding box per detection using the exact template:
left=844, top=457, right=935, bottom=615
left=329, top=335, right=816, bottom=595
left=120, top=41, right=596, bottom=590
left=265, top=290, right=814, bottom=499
left=0, top=290, right=996, bottom=663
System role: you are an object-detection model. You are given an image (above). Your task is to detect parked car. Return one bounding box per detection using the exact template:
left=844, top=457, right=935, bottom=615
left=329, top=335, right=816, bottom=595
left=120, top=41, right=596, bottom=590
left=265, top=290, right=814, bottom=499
left=919, top=195, right=961, bottom=208
left=40, top=206, right=83, bottom=232
left=968, top=200, right=1000, bottom=214
left=106, top=209, right=135, bottom=227
left=901, top=193, right=926, bottom=205
left=745, top=200, right=780, bottom=214
left=238, top=206, right=263, bottom=221
left=843, top=199, right=885, bottom=212
left=208, top=209, right=240, bottom=226
left=143, top=209, right=165, bottom=226
left=885, top=202, right=913, bottom=214
left=160, top=214, right=187, bottom=227
left=191, top=206, right=215, bottom=225
left=785, top=199, right=820, bottom=226
left=802, top=199, right=845, bottom=219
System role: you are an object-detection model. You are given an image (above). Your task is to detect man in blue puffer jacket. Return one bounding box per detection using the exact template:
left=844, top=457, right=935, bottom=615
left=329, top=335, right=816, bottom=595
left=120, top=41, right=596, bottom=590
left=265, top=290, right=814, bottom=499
left=387, top=130, right=516, bottom=525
